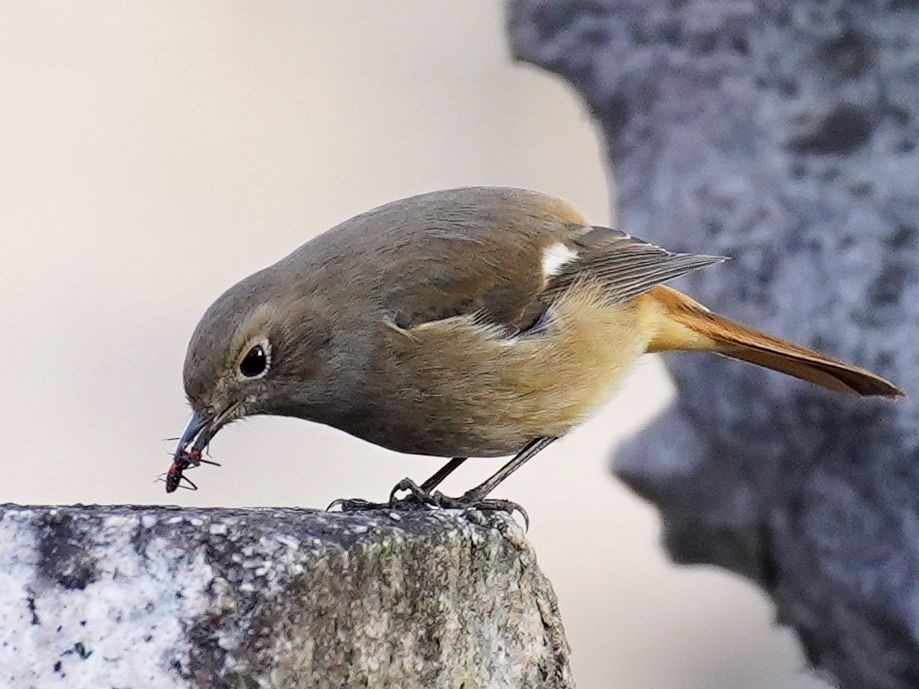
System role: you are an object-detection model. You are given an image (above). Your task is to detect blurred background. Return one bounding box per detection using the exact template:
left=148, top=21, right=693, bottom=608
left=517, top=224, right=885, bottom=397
left=0, top=3, right=828, bottom=688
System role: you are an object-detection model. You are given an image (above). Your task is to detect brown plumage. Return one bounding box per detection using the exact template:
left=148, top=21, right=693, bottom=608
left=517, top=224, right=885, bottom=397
left=170, top=187, right=902, bottom=495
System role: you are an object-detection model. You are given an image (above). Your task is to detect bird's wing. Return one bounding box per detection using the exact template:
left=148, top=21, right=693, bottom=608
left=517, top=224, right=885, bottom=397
left=358, top=187, right=723, bottom=335
left=543, top=226, right=725, bottom=303
left=381, top=225, right=724, bottom=336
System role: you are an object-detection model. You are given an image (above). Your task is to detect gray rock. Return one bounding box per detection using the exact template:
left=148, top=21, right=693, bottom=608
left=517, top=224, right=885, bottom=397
left=508, top=2, right=919, bottom=688
left=0, top=504, right=571, bottom=689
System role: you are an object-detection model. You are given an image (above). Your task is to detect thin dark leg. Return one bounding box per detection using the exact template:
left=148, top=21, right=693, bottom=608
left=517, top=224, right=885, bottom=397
left=330, top=457, right=468, bottom=512
left=329, top=441, right=554, bottom=524
left=387, top=457, right=468, bottom=503
left=459, top=437, right=556, bottom=502
left=420, top=457, right=468, bottom=492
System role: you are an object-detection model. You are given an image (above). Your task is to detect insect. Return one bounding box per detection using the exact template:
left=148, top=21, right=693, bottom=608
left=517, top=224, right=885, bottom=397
left=162, top=448, right=220, bottom=493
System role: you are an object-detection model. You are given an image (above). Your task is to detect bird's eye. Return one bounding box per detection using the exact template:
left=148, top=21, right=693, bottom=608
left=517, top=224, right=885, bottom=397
left=239, top=343, right=269, bottom=379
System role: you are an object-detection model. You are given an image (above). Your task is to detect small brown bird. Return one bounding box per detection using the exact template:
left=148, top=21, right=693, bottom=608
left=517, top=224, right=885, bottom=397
left=170, top=187, right=902, bottom=501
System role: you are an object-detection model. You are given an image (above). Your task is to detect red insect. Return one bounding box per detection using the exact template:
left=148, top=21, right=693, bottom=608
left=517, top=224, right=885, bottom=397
left=163, top=448, right=219, bottom=493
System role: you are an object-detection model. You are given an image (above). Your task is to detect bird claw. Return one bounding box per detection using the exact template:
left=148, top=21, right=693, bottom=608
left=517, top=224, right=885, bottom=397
left=325, top=497, right=383, bottom=512
left=388, top=478, right=440, bottom=506
left=430, top=493, right=530, bottom=531
left=327, top=478, right=529, bottom=530
left=325, top=478, right=440, bottom=513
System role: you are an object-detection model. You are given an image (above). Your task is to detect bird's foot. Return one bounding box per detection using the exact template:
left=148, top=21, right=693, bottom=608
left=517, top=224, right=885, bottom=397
left=389, top=477, right=441, bottom=506
left=430, top=492, right=530, bottom=530
left=326, top=478, right=441, bottom=513
left=326, top=479, right=528, bottom=528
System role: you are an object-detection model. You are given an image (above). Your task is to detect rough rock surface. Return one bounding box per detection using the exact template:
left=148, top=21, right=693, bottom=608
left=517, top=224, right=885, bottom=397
left=509, top=2, right=919, bottom=688
left=0, top=504, right=571, bottom=689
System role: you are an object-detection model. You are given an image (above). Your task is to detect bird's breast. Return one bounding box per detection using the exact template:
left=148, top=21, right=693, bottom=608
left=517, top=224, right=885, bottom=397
left=347, top=282, right=658, bottom=457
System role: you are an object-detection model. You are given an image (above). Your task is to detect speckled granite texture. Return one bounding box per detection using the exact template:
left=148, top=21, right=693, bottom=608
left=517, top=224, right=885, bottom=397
left=509, top=2, right=918, bottom=688
left=0, top=505, right=571, bottom=689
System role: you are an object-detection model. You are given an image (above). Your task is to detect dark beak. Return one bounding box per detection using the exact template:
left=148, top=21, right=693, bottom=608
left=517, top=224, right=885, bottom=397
left=174, top=402, right=241, bottom=458
left=167, top=405, right=236, bottom=493
left=175, top=409, right=209, bottom=458
left=164, top=411, right=206, bottom=494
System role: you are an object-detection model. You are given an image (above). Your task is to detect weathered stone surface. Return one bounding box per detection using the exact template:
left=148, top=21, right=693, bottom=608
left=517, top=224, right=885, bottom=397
left=0, top=504, right=571, bottom=689
left=509, top=2, right=919, bottom=688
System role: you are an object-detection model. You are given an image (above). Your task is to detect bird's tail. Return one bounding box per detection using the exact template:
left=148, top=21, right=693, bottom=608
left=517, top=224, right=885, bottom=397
left=644, top=285, right=903, bottom=398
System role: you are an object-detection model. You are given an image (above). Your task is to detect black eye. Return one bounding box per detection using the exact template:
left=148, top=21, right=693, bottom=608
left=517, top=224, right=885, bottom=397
left=239, top=344, right=269, bottom=378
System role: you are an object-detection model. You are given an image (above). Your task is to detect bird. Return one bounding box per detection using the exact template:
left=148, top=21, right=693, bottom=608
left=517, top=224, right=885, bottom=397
left=169, top=186, right=902, bottom=504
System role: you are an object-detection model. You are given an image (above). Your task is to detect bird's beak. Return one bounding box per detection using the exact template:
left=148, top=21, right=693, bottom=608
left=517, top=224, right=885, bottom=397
left=174, top=402, right=240, bottom=458
left=175, top=409, right=208, bottom=457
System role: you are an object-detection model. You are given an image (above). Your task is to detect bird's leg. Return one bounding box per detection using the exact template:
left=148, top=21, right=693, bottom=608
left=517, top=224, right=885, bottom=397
left=420, top=457, right=468, bottom=492
left=387, top=457, right=469, bottom=504
left=330, top=439, right=554, bottom=526
left=457, top=437, right=555, bottom=503
left=428, top=437, right=557, bottom=528
left=327, top=457, right=468, bottom=512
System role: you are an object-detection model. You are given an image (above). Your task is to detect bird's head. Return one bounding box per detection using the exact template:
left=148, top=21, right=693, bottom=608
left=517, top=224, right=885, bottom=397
left=174, top=270, right=334, bottom=460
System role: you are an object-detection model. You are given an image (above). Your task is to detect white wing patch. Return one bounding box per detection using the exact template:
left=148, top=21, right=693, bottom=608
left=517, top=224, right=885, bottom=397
left=541, top=243, right=579, bottom=277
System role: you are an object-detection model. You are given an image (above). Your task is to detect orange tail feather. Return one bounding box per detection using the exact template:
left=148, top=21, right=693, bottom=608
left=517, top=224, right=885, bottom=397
left=645, top=286, right=903, bottom=398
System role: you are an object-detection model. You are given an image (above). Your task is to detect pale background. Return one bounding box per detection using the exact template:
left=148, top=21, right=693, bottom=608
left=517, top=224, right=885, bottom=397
left=0, top=3, right=830, bottom=688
